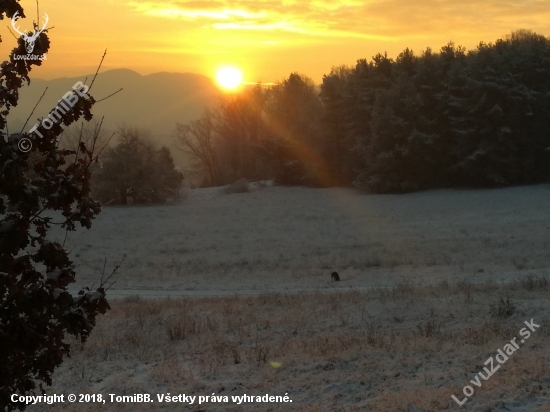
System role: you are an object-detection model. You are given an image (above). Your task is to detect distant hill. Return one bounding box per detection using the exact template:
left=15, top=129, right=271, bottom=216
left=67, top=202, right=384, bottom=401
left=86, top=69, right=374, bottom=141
left=8, top=68, right=222, bottom=167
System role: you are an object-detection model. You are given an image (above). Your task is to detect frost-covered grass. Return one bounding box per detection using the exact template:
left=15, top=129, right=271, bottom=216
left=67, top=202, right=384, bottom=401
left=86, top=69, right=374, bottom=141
left=32, top=279, right=549, bottom=411
left=55, top=184, right=550, bottom=293
left=34, top=184, right=550, bottom=411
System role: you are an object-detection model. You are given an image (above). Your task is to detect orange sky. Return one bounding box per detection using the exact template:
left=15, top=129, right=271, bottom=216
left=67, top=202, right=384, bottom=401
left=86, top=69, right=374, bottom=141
left=3, top=0, right=550, bottom=83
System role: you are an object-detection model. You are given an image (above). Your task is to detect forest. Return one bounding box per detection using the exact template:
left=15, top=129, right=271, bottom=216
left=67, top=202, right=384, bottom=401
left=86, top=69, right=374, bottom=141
left=178, top=29, right=550, bottom=192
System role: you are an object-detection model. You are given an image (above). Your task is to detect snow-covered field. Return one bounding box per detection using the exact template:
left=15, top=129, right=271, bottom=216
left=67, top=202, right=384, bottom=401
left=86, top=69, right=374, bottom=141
left=56, top=183, right=550, bottom=294
left=31, top=184, right=550, bottom=412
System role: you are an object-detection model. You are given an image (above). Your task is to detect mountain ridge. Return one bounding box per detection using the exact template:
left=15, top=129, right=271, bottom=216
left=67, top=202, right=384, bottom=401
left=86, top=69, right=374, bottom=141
left=9, top=68, right=222, bottom=167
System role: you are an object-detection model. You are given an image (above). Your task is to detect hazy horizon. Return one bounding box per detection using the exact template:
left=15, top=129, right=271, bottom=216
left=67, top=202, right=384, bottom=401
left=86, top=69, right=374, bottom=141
left=7, top=68, right=222, bottom=173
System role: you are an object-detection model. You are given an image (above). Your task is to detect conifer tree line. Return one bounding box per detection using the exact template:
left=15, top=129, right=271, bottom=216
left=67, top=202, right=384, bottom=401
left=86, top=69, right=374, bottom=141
left=179, top=30, right=550, bottom=192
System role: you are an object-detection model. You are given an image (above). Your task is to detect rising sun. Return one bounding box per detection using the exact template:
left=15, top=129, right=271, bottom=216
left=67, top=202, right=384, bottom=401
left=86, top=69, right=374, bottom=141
left=216, top=66, right=243, bottom=90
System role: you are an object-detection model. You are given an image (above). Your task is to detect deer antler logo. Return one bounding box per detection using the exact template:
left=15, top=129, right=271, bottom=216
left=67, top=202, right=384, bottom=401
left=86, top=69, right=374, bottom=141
left=11, top=11, right=49, bottom=54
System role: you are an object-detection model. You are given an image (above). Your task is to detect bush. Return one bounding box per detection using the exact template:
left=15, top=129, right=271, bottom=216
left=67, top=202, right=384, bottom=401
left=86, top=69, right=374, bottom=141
left=489, top=297, right=516, bottom=318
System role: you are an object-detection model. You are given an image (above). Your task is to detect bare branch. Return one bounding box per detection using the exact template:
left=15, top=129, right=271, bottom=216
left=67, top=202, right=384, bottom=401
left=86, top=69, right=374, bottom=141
left=88, top=49, right=107, bottom=92
left=21, top=87, right=48, bottom=132
left=95, top=87, right=123, bottom=103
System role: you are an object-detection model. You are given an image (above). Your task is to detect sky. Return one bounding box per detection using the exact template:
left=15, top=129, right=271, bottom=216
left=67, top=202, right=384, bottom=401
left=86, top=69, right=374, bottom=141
left=2, top=0, right=549, bottom=84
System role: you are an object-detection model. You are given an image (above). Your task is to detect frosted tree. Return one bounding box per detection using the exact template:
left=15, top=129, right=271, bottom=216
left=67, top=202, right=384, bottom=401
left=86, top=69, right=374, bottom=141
left=94, top=126, right=183, bottom=204
left=0, top=2, right=112, bottom=410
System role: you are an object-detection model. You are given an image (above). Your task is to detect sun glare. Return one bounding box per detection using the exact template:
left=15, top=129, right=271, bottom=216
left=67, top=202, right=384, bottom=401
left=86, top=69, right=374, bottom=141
left=216, top=66, right=243, bottom=90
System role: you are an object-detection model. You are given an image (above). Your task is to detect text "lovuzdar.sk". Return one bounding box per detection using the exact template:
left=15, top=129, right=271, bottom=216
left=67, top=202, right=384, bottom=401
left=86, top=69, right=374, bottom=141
left=29, top=81, right=89, bottom=138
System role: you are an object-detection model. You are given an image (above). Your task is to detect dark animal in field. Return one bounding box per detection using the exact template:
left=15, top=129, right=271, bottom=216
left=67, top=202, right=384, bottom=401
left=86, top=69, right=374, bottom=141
left=331, top=271, right=340, bottom=282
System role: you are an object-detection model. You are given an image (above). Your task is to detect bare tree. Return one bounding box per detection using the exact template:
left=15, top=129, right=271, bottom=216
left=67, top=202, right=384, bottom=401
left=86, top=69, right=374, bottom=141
left=59, top=119, right=110, bottom=154
left=95, top=126, right=183, bottom=204
left=212, top=85, right=270, bottom=180
left=174, top=109, right=221, bottom=186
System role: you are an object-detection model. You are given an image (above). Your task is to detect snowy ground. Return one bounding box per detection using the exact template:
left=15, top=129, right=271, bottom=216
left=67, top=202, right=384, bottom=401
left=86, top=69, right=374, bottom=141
left=54, top=183, right=550, bottom=295
left=30, top=283, right=550, bottom=412
left=28, top=183, right=550, bottom=412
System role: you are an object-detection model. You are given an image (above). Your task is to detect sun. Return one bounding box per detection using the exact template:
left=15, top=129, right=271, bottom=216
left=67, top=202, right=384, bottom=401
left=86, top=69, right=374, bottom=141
left=215, top=66, right=243, bottom=91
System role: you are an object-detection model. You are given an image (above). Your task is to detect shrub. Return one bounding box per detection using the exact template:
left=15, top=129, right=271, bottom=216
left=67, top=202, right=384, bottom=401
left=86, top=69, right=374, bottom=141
left=489, top=297, right=516, bottom=318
